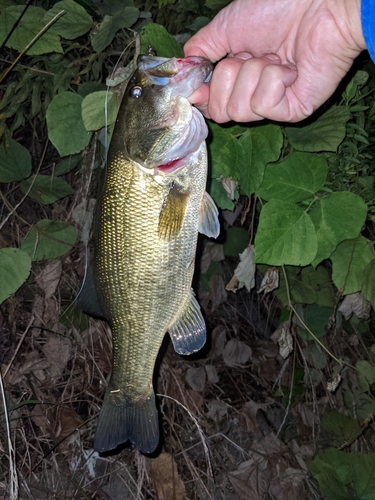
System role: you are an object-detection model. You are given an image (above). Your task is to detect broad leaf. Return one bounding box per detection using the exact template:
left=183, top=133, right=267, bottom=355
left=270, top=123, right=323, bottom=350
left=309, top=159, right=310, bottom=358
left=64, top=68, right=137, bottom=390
left=286, top=105, right=351, bottom=152
left=0, top=139, right=31, bottom=182
left=237, top=124, right=282, bottom=196
left=255, top=200, right=317, bottom=266
left=0, top=248, right=31, bottom=304
left=209, top=179, right=235, bottom=210
left=46, top=92, right=91, bottom=156
left=274, top=266, right=317, bottom=306
left=362, top=258, right=375, bottom=310
left=20, top=175, right=74, bottom=204
left=300, top=265, right=334, bottom=307
left=91, top=7, right=139, bottom=52
left=257, top=152, right=327, bottom=202
left=356, top=360, right=375, bottom=392
left=209, top=123, right=243, bottom=178
left=140, top=23, right=183, bottom=58
left=331, top=236, right=374, bottom=295
left=43, top=0, right=94, bottom=40
left=310, top=192, right=368, bottom=266
left=82, top=91, right=118, bottom=131
left=0, top=6, right=63, bottom=55
left=223, top=227, right=249, bottom=257
left=54, top=155, right=81, bottom=176
left=21, top=220, right=77, bottom=261
left=297, top=303, right=332, bottom=340
left=321, top=410, right=360, bottom=444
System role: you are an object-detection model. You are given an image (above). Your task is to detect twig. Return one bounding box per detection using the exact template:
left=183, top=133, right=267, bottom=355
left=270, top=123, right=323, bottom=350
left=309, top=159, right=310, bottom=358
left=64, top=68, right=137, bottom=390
left=0, top=140, right=48, bottom=232
left=3, top=315, right=35, bottom=378
left=0, top=10, right=66, bottom=83
left=0, top=369, right=19, bottom=499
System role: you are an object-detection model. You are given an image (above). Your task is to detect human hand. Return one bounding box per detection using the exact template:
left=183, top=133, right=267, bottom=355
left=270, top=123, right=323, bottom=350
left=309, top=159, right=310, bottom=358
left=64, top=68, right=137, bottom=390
left=184, top=0, right=366, bottom=123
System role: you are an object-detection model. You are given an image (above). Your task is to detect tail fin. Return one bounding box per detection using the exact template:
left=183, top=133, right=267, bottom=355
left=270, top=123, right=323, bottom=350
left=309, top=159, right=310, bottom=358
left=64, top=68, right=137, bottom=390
left=93, top=389, right=159, bottom=453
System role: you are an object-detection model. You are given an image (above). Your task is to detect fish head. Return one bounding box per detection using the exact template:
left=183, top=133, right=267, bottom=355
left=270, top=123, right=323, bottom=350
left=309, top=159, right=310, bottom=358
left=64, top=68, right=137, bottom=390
left=115, top=55, right=212, bottom=175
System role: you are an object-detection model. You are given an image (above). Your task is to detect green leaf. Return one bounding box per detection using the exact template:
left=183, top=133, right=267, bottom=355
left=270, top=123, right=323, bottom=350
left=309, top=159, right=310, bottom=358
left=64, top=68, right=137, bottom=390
left=331, top=236, right=374, bottom=295
left=237, top=124, right=282, bottom=196
left=300, top=265, right=335, bottom=307
left=0, top=139, right=31, bottom=182
left=43, top=0, right=94, bottom=40
left=0, top=248, right=31, bottom=304
left=0, top=6, right=63, bottom=55
left=256, top=152, right=327, bottom=202
left=356, top=360, right=375, bottom=392
left=297, top=303, right=332, bottom=340
left=310, top=449, right=375, bottom=500
left=81, top=91, right=118, bottom=131
left=46, top=92, right=91, bottom=156
left=209, top=123, right=243, bottom=178
left=205, top=0, right=231, bottom=9
left=21, top=220, right=76, bottom=261
left=286, top=105, right=351, bottom=152
left=223, top=228, right=248, bottom=257
left=54, top=155, right=81, bottom=175
left=91, top=7, right=139, bottom=52
left=310, top=192, right=368, bottom=266
left=95, top=0, right=135, bottom=16
left=274, top=266, right=317, bottom=306
left=209, top=179, right=235, bottom=210
left=303, top=342, right=327, bottom=369
left=353, top=453, right=375, bottom=500
left=322, top=409, right=360, bottom=443
left=77, top=82, right=107, bottom=98
left=255, top=200, right=317, bottom=266
left=362, top=259, right=375, bottom=310
left=20, top=175, right=74, bottom=204
left=140, top=23, right=183, bottom=58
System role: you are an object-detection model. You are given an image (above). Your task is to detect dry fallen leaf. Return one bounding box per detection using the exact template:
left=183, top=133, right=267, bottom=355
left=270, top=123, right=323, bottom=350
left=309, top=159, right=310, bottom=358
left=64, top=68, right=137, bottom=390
left=150, top=453, right=186, bottom=500
left=226, top=245, right=255, bottom=293
left=223, top=338, right=252, bottom=367
left=338, top=292, right=371, bottom=320
left=205, top=364, right=219, bottom=384
left=271, top=322, right=293, bottom=359
left=43, top=335, right=71, bottom=380
left=200, top=241, right=225, bottom=274
left=219, top=176, right=238, bottom=200
left=36, top=260, right=62, bottom=299
left=258, top=267, right=279, bottom=294
left=185, top=366, right=206, bottom=392
left=206, top=400, right=229, bottom=421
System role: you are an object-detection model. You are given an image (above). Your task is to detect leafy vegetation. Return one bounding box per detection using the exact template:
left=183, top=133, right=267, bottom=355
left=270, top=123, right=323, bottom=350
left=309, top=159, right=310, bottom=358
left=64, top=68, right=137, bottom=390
left=1, top=0, right=375, bottom=498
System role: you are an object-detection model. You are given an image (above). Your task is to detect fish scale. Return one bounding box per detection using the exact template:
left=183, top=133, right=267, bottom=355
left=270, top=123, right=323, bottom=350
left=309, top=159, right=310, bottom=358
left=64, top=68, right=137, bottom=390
left=78, top=56, right=219, bottom=453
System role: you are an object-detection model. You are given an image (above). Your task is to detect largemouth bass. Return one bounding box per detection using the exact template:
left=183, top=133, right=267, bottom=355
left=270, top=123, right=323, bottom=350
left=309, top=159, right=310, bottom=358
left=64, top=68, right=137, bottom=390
left=79, top=55, right=219, bottom=453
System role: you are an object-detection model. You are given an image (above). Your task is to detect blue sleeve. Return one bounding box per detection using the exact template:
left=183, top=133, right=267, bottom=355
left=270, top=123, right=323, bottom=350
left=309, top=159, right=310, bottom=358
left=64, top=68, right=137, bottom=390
left=362, top=0, right=375, bottom=61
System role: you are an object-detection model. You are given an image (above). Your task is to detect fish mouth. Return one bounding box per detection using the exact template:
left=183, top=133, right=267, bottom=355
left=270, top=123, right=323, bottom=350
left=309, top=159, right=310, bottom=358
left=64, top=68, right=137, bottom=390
left=138, top=55, right=213, bottom=98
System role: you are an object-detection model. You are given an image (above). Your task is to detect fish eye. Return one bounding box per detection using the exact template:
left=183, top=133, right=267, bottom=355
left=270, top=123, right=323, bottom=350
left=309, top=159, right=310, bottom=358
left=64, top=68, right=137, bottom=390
left=129, top=85, right=142, bottom=99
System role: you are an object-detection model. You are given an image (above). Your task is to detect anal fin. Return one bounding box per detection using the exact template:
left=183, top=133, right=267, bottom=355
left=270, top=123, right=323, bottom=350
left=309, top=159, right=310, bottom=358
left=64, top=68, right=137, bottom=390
left=168, top=290, right=206, bottom=355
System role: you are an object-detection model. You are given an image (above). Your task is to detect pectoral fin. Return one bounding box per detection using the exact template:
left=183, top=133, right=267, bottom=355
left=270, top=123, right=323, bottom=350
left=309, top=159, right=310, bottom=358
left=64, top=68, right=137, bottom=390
left=158, top=182, right=189, bottom=240
left=168, top=290, right=206, bottom=355
left=198, top=191, right=220, bottom=239
left=76, top=268, right=106, bottom=320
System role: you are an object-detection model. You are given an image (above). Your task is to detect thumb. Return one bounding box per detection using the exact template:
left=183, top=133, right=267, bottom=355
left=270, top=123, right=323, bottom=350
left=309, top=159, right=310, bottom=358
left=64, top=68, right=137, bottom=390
left=184, top=11, right=232, bottom=62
